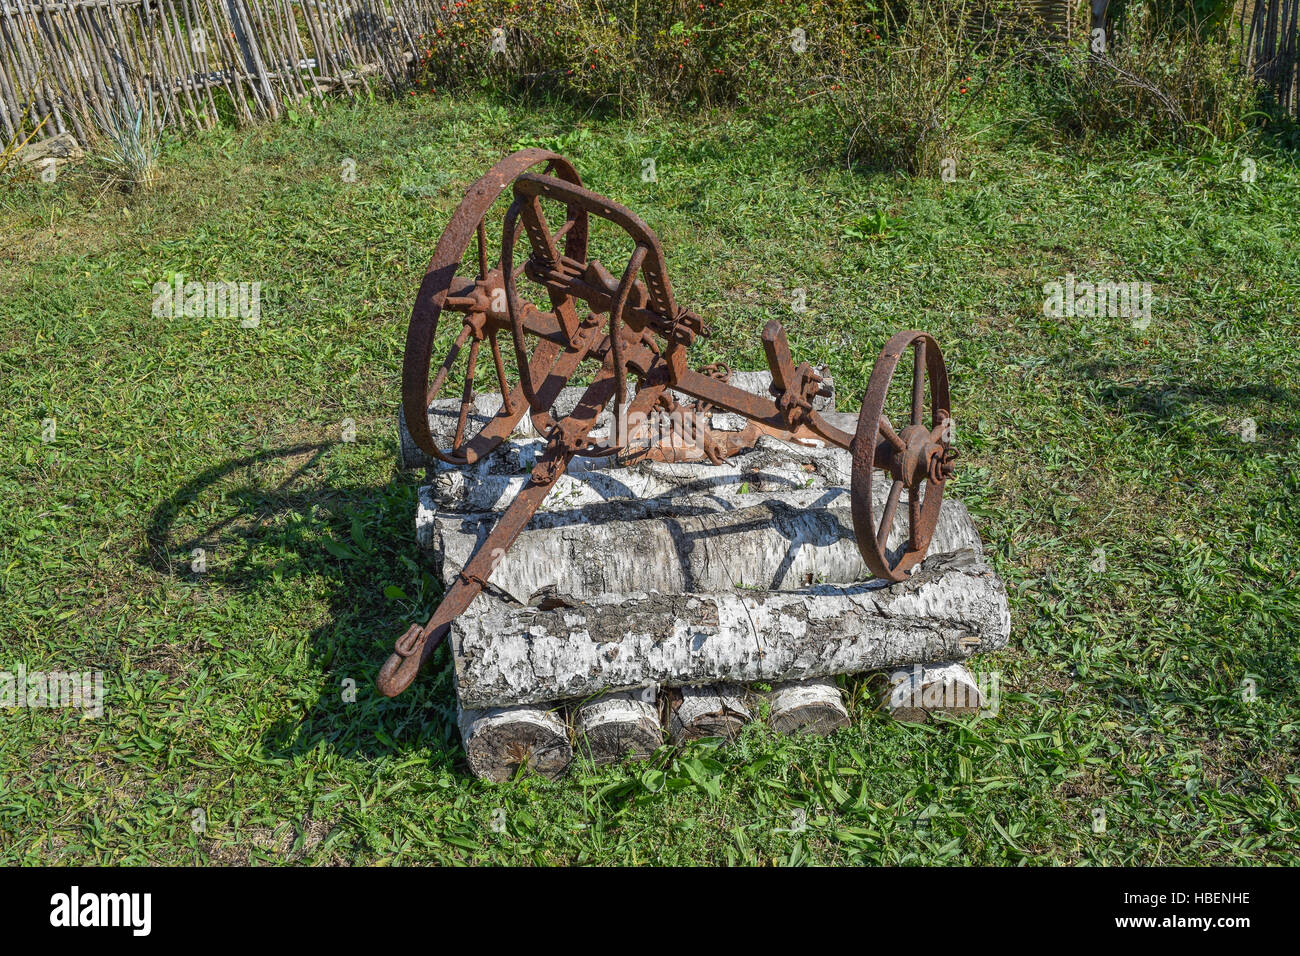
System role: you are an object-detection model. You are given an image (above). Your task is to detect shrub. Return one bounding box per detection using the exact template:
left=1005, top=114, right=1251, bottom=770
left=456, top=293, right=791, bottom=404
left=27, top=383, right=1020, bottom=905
left=1028, top=5, right=1262, bottom=145
left=1107, top=0, right=1237, bottom=38
left=414, top=0, right=875, bottom=112
left=822, top=0, right=1025, bottom=175
left=410, top=0, right=1267, bottom=162
left=413, top=0, right=1011, bottom=173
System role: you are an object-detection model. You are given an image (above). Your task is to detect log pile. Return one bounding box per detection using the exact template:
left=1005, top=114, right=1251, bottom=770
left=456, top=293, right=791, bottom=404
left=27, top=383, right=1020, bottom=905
left=404, top=372, right=1010, bottom=781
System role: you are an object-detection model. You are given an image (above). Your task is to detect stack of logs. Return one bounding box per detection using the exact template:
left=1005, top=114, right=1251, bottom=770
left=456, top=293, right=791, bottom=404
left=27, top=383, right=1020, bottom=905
left=402, top=372, right=1010, bottom=782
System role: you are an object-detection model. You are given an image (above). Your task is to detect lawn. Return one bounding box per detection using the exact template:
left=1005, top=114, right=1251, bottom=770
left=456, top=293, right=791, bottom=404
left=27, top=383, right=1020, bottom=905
left=1, top=89, right=1297, bottom=864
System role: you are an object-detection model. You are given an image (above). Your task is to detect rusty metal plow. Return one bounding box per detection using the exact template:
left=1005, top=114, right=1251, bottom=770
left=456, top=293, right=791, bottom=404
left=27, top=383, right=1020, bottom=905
left=377, top=149, right=958, bottom=698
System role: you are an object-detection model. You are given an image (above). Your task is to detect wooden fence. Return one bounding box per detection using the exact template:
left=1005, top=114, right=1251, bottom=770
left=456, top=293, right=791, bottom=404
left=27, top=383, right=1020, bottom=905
left=1, top=0, right=1298, bottom=148
left=1241, top=0, right=1299, bottom=114
left=0, top=0, right=438, bottom=145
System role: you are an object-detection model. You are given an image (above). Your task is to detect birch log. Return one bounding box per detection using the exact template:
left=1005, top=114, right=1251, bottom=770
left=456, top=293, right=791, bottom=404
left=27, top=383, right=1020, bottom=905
left=876, top=661, right=985, bottom=723
left=457, top=704, right=572, bottom=782
left=668, top=684, right=751, bottom=742
left=414, top=483, right=862, bottom=549
left=572, top=690, right=662, bottom=765
left=424, top=435, right=854, bottom=514
left=426, top=498, right=982, bottom=603
left=767, top=678, right=850, bottom=735
left=450, top=549, right=1009, bottom=709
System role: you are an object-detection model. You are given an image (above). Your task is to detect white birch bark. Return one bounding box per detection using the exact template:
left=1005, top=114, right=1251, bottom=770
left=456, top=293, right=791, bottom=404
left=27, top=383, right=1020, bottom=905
left=572, top=690, right=662, bottom=765
left=766, top=678, right=850, bottom=735
left=451, top=549, right=1009, bottom=709
left=456, top=703, right=572, bottom=782
left=667, top=684, right=751, bottom=742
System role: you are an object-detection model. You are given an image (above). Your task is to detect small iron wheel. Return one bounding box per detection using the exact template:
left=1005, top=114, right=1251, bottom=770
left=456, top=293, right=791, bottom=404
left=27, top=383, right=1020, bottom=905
left=401, top=149, right=589, bottom=465
left=850, top=330, right=956, bottom=582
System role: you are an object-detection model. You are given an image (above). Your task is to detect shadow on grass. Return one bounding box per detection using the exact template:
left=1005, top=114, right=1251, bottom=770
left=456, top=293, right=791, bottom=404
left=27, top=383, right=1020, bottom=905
left=1257, top=94, right=1300, bottom=157
left=1062, top=355, right=1299, bottom=447
left=1052, top=354, right=1300, bottom=707
left=139, top=441, right=464, bottom=769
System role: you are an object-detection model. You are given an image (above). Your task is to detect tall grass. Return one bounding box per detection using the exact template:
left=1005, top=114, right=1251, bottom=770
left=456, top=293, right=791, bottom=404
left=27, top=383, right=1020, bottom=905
left=823, top=1, right=1026, bottom=175
left=1025, top=5, right=1263, bottom=145
left=414, top=0, right=1266, bottom=172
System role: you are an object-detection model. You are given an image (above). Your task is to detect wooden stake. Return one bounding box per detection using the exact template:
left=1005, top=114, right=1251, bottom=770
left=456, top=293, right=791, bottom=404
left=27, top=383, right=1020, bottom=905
left=199, top=0, right=254, bottom=124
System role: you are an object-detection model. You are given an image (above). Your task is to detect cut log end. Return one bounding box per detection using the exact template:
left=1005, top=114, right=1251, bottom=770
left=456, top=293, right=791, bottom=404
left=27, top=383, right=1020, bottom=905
left=458, top=704, right=572, bottom=782
left=668, top=684, right=751, bottom=742
left=767, top=678, right=850, bottom=735
left=573, top=690, right=663, bottom=766
left=877, top=662, right=985, bottom=724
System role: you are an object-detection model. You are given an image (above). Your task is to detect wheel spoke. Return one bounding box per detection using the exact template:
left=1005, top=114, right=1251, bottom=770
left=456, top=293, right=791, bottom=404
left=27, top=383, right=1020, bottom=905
left=429, top=324, right=473, bottom=398
left=908, top=490, right=922, bottom=551
left=521, top=195, right=560, bottom=265
left=510, top=217, right=575, bottom=279
left=911, top=339, right=926, bottom=427
left=488, top=329, right=512, bottom=408
left=553, top=217, right=576, bottom=243
left=454, top=337, right=481, bottom=451
left=879, top=415, right=905, bottom=451
left=876, top=479, right=903, bottom=549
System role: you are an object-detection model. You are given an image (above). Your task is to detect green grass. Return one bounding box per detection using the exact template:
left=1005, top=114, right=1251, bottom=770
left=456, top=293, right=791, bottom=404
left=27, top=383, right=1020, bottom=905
left=1, top=90, right=1298, bottom=865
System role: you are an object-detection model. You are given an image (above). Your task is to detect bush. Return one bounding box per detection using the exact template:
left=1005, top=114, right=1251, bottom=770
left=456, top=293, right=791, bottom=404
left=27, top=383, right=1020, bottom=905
left=1107, top=0, right=1237, bottom=38
left=822, top=0, right=1025, bottom=175
left=415, top=0, right=1013, bottom=173
left=415, top=0, right=841, bottom=112
left=1028, top=5, right=1262, bottom=145
left=410, top=0, right=1267, bottom=165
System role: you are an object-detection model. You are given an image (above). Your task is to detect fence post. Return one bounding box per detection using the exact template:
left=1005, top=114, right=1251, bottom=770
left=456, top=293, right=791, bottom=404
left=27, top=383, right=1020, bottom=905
left=226, top=0, right=278, bottom=117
